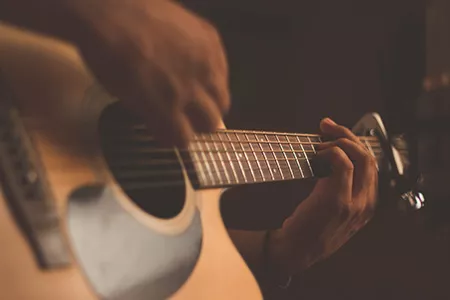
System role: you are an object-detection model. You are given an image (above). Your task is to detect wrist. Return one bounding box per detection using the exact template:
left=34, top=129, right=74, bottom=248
left=267, top=228, right=312, bottom=277
left=263, top=229, right=296, bottom=287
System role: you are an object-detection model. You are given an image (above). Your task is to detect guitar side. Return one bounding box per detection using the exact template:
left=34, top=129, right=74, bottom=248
left=0, top=24, right=261, bottom=300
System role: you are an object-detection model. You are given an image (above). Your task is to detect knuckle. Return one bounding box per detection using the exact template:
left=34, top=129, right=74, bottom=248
left=344, top=161, right=354, bottom=172
left=204, top=20, right=219, bottom=35
left=202, top=20, right=223, bottom=45
left=363, top=153, right=377, bottom=170
left=336, top=138, right=352, bottom=147
left=214, top=86, right=231, bottom=112
left=329, top=146, right=344, bottom=157
left=336, top=125, right=352, bottom=137
left=331, top=147, right=354, bottom=172
left=368, top=155, right=377, bottom=168
left=219, top=96, right=231, bottom=113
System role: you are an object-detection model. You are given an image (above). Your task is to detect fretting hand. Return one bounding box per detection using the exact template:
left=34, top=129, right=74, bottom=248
left=269, top=118, right=378, bottom=275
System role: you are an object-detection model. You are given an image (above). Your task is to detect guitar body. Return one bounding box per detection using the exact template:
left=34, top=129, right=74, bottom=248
left=0, top=24, right=262, bottom=300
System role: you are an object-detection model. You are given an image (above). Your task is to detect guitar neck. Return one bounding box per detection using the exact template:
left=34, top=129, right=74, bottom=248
left=184, top=129, right=382, bottom=189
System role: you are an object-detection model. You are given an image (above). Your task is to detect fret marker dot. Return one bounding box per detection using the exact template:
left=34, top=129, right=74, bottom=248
left=273, top=169, right=277, bottom=173
left=238, top=153, right=243, bottom=158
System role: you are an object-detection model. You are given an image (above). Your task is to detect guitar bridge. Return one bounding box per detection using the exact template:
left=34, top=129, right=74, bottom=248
left=0, top=76, right=70, bottom=269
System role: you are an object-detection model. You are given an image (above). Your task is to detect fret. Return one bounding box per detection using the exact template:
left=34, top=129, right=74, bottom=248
left=201, top=140, right=220, bottom=185
left=279, top=135, right=303, bottom=178
left=255, top=134, right=278, bottom=180
left=244, top=133, right=266, bottom=181
left=202, top=138, right=225, bottom=185
left=254, top=133, right=267, bottom=144
left=265, top=134, right=286, bottom=180
left=208, top=135, right=233, bottom=185
left=217, top=133, right=239, bottom=184
left=307, top=135, right=320, bottom=152
left=267, top=159, right=283, bottom=180
left=362, top=137, right=381, bottom=170
left=253, top=134, right=273, bottom=179
left=308, top=135, right=323, bottom=145
left=287, top=135, right=304, bottom=178
left=252, top=133, right=275, bottom=180
left=296, top=136, right=314, bottom=177
left=187, top=130, right=385, bottom=189
left=308, top=135, right=322, bottom=175
left=248, top=160, right=264, bottom=181
left=275, top=135, right=295, bottom=179
left=363, top=138, right=375, bottom=158
left=188, top=142, right=209, bottom=186
left=283, top=136, right=303, bottom=178
left=228, top=132, right=251, bottom=183
left=233, top=134, right=258, bottom=182
left=277, top=160, right=291, bottom=179
left=216, top=139, right=235, bottom=184
left=195, top=141, right=218, bottom=186
left=307, top=136, right=319, bottom=176
left=223, top=132, right=247, bottom=183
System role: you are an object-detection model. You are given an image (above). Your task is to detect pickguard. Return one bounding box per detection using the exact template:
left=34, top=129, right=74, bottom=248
left=66, top=184, right=202, bottom=300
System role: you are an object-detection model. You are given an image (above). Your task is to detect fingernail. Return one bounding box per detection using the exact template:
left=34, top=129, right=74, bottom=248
left=324, top=118, right=336, bottom=125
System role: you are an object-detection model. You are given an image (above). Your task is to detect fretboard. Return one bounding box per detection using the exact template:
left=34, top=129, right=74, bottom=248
left=185, top=129, right=382, bottom=189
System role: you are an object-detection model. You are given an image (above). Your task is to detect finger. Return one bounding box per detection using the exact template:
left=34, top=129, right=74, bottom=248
left=116, top=82, right=194, bottom=148
left=124, top=99, right=195, bottom=147
left=314, top=146, right=353, bottom=201
left=150, top=109, right=195, bottom=148
left=318, top=139, right=378, bottom=224
left=320, top=118, right=363, bottom=146
left=185, top=85, right=223, bottom=133
left=203, top=71, right=231, bottom=114
left=200, top=24, right=231, bottom=114
left=317, top=138, right=377, bottom=195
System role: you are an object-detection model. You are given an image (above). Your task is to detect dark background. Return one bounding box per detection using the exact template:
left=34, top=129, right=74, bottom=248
left=183, top=1, right=450, bottom=299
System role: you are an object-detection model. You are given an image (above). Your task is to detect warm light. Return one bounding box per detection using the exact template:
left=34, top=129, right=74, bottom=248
left=414, top=192, right=425, bottom=209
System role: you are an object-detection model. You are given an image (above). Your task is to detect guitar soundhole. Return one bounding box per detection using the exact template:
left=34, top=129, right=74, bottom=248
left=98, top=103, right=186, bottom=219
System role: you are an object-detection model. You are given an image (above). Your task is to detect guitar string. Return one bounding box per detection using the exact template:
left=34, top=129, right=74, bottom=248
left=100, top=119, right=408, bottom=189
left=105, top=136, right=380, bottom=145
left=107, top=147, right=385, bottom=155
left=103, top=127, right=404, bottom=188
left=106, top=144, right=384, bottom=153
left=105, top=139, right=383, bottom=151
left=115, top=158, right=315, bottom=180
left=107, top=143, right=386, bottom=171
left=114, top=125, right=381, bottom=141
left=112, top=151, right=386, bottom=179
left=110, top=148, right=388, bottom=189
left=105, top=126, right=380, bottom=146
left=119, top=152, right=385, bottom=190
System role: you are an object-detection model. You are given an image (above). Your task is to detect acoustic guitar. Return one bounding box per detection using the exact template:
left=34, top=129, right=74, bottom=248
left=0, top=24, right=422, bottom=300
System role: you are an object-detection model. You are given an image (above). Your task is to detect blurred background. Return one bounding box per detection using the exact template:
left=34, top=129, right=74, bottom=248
left=183, top=0, right=450, bottom=299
